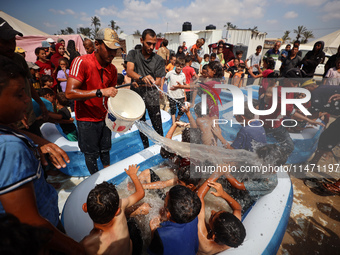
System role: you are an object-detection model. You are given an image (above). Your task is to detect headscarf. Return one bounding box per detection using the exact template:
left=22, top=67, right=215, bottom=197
left=176, top=46, right=185, bottom=59
left=66, top=40, right=80, bottom=65
left=51, top=43, right=64, bottom=68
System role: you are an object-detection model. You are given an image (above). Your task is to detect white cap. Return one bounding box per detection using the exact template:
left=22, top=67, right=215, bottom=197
left=46, top=38, right=55, bottom=43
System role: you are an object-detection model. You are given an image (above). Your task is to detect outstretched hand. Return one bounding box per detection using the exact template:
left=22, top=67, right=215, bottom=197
left=208, top=181, right=225, bottom=197
left=39, top=142, right=70, bottom=169
left=125, top=164, right=140, bottom=177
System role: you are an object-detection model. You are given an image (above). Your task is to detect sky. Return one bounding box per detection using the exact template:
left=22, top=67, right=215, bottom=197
left=2, top=0, right=340, bottom=41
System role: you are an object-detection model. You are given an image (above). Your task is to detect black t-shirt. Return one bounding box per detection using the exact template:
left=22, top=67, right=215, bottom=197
left=126, top=49, right=165, bottom=80
left=310, top=85, right=340, bottom=115
left=58, top=107, right=77, bottom=134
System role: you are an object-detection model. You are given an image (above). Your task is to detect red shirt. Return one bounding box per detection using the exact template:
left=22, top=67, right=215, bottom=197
left=182, top=66, right=196, bottom=92
left=227, top=59, right=244, bottom=67
left=35, top=60, right=53, bottom=76
left=69, top=53, right=117, bottom=122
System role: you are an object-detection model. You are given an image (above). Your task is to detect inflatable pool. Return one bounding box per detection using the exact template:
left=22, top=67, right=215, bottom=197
left=194, top=84, right=324, bottom=164
left=41, top=110, right=172, bottom=176
left=62, top=144, right=293, bottom=254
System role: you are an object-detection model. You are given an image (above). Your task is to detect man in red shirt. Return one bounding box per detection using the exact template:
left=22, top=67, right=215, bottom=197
left=66, top=28, right=119, bottom=174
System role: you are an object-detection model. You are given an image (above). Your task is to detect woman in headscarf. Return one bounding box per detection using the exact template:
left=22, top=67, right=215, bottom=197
left=301, top=41, right=325, bottom=78
left=50, top=43, right=66, bottom=91
left=65, top=40, right=80, bottom=66
left=176, top=46, right=185, bottom=59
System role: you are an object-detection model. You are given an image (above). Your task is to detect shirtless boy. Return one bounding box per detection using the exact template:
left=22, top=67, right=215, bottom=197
left=81, top=164, right=145, bottom=255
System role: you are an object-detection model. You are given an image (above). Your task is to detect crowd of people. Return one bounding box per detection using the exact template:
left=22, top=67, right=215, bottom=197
left=0, top=14, right=339, bottom=254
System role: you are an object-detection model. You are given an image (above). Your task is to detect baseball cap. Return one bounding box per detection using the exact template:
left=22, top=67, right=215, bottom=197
left=41, top=41, right=50, bottom=48
left=27, top=62, right=40, bottom=70
left=46, top=38, right=55, bottom=43
left=0, top=17, right=23, bottom=40
left=301, top=79, right=318, bottom=88
left=15, top=47, right=26, bottom=53
left=95, top=28, right=121, bottom=50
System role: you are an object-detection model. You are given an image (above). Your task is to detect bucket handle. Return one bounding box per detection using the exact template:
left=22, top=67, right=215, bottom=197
left=102, top=82, right=138, bottom=111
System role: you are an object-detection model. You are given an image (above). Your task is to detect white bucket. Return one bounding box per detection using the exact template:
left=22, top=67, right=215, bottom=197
left=105, top=89, right=145, bottom=133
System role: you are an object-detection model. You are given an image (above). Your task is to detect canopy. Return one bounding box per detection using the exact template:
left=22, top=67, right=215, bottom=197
left=305, top=30, right=340, bottom=55
left=0, top=10, right=49, bottom=36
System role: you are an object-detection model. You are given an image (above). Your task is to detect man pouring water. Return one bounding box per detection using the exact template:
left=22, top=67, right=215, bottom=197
left=126, top=28, right=165, bottom=148
left=66, top=28, right=119, bottom=174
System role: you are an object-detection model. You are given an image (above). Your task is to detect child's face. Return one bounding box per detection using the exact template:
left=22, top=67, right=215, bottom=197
left=256, top=48, right=262, bottom=54
left=59, top=61, right=67, bottom=69
left=207, top=67, right=215, bottom=78
left=0, top=77, right=29, bottom=124
left=237, top=66, right=243, bottom=71
left=210, top=56, right=216, bottom=62
left=171, top=57, right=176, bottom=65
left=204, top=56, right=209, bottom=62
left=201, top=69, right=208, bottom=78
left=44, top=93, right=55, bottom=103
left=175, top=65, right=182, bottom=74
left=236, top=53, right=242, bottom=60
left=44, top=80, right=53, bottom=88
left=38, top=50, right=46, bottom=61
left=218, top=47, right=223, bottom=53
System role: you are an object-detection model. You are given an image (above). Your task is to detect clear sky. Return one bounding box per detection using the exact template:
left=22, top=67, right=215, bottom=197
left=2, top=0, right=340, bottom=41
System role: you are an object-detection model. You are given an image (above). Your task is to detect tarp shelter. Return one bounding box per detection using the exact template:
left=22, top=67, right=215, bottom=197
left=305, top=29, right=340, bottom=55
left=0, top=11, right=86, bottom=62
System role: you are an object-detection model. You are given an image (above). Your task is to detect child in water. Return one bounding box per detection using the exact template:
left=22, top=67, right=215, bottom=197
left=81, top=164, right=145, bottom=255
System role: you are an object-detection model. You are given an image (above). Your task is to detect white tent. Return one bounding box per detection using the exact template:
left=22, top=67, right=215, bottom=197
left=0, top=10, right=49, bottom=36
left=305, top=29, right=340, bottom=55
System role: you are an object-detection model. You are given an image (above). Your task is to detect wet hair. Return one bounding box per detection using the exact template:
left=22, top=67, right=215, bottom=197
left=208, top=61, right=224, bottom=78
left=134, top=44, right=142, bottom=50
left=167, top=185, right=201, bottom=223
left=0, top=213, right=53, bottom=255
left=236, top=50, right=243, bottom=56
left=212, top=212, right=246, bottom=247
left=263, top=57, right=275, bottom=70
left=177, top=165, right=201, bottom=187
left=58, top=58, right=69, bottom=68
left=175, top=58, right=185, bottom=67
left=160, top=147, right=176, bottom=159
left=0, top=57, right=26, bottom=95
left=202, top=64, right=209, bottom=71
left=185, top=55, right=192, bottom=63
left=210, top=53, right=217, bottom=58
left=117, top=73, right=124, bottom=85
left=162, top=39, right=168, bottom=47
left=86, top=182, right=120, bottom=224
left=38, top=87, right=54, bottom=97
left=142, top=29, right=156, bottom=40
left=40, top=75, right=54, bottom=86
left=56, top=92, right=69, bottom=106
left=256, top=45, right=262, bottom=50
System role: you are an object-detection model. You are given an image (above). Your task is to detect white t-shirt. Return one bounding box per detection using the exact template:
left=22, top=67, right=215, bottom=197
left=247, top=53, right=262, bottom=72
left=165, top=70, right=186, bottom=99
left=325, top=67, right=340, bottom=85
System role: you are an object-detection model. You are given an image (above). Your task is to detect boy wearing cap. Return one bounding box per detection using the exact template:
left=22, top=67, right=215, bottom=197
left=27, top=62, right=41, bottom=90
left=66, top=28, right=120, bottom=175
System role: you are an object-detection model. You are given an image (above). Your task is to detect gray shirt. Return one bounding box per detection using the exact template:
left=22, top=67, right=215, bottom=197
left=126, top=49, right=165, bottom=79
left=247, top=53, right=262, bottom=72
left=281, top=55, right=302, bottom=76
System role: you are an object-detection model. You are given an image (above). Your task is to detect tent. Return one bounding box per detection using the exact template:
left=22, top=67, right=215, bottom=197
left=0, top=11, right=86, bottom=62
left=0, top=10, right=49, bottom=36
left=305, top=29, right=340, bottom=55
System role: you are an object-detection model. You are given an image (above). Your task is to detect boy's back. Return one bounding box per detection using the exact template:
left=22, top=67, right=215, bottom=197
left=81, top=207, right=132, bottom=255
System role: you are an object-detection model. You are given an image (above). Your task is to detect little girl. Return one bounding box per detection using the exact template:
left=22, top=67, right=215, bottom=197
left=217, top=46, right=225, bottom=66
left=40, top=75, right=54, bottom=89
left=57, top=58, right=69, bottom=92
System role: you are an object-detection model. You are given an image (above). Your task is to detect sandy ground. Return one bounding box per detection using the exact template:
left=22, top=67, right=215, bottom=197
left=49, top=57, right=340, bottom=254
